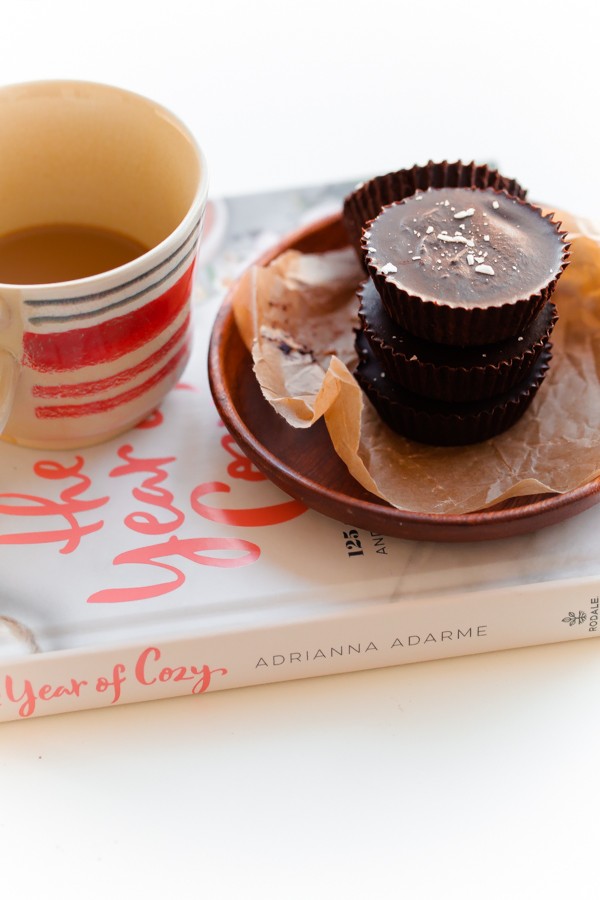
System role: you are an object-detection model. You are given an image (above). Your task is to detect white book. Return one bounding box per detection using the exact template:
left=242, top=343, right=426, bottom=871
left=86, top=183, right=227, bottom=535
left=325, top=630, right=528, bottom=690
left=1, top=184, right=599, bottom=722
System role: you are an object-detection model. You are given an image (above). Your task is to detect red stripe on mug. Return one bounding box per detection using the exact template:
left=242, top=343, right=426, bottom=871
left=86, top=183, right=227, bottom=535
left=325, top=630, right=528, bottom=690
left=24, top=261, right=195, bottom=373
left=32, top=314, right=190, bottom=399
left=34, top=340, right=191, bottom=419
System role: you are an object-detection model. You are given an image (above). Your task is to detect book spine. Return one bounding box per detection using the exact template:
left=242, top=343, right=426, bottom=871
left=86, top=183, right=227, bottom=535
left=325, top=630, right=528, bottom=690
left=0, top=575, right=598, bottom=721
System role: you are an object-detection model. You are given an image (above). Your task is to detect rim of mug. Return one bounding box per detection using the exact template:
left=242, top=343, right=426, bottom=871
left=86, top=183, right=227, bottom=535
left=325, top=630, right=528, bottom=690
left=0, top=79, right=209, bottom=291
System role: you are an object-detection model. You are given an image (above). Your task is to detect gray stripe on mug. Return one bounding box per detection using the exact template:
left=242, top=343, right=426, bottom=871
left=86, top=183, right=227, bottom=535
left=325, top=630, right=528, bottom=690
left=24, top=215, right=203, bottom=310
left=28, top=243, right=198, bottom=327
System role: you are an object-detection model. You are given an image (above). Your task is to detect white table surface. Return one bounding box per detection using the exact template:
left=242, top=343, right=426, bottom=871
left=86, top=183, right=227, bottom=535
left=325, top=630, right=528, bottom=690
left=2, top=3, right=600, bottom=898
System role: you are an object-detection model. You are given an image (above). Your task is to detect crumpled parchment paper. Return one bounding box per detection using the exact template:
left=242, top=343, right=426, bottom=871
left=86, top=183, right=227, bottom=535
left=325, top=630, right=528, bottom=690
left=232, top=210, right=600, bottom=515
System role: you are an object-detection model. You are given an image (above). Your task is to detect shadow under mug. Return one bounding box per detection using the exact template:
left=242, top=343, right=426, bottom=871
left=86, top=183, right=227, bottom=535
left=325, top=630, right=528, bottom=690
left=0, top=80, right=208, bottom=449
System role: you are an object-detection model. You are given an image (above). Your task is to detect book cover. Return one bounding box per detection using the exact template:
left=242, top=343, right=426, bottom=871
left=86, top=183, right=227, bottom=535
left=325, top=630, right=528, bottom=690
left=1, top=182, right=599, bottom=722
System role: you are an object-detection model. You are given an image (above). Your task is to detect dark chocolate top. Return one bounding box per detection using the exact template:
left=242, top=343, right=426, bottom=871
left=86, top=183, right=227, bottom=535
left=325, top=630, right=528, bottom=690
left=363, top=188, right=567, bottom=308
left=358, top=278, right=557, bottom=368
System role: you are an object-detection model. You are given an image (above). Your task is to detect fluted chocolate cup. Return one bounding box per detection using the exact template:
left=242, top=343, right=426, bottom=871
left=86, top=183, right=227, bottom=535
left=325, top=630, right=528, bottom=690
left=354, top=331, right=552, bottom=446
left=362, top=187, right=570, bottom=347
left=343, top=160, right=527, bottom=263
left=358, top=278, right=558, bottom=402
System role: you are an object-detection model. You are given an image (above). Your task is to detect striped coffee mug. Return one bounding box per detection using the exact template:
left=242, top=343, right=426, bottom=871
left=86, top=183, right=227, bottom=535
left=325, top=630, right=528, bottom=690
left=0, top=81, right=208, bottom=449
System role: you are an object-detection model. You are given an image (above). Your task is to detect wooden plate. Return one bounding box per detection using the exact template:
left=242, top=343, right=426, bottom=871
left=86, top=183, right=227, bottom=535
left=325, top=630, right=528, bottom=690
left=208, top=213, right=600, bottom=542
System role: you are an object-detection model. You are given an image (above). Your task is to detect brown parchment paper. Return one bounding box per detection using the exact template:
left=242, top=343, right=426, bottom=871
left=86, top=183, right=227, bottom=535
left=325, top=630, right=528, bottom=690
left=232, top=210, right=600, bottom=515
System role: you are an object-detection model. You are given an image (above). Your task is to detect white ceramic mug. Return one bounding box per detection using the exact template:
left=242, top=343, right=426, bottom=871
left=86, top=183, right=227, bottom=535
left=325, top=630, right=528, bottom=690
left=0, top=80, right=208, bottom=449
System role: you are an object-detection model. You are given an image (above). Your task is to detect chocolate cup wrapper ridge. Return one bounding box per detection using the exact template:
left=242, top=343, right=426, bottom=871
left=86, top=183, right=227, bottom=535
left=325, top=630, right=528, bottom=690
left=354, top=330, right=552, bottom=446
left=343, top=160, right=527, bottom=263
left=358, top=278, right=558, bottom=402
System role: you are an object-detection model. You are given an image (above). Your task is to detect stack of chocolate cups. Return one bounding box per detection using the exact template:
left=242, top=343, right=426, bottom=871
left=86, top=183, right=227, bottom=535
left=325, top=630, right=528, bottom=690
left=344, top=162, right=570, bottom=445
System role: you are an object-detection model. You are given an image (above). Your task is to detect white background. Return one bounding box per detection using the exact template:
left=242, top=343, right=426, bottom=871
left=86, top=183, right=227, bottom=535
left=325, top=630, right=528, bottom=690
left=3, top=0, right=599, bottom=216
left=2, top=2, right=600, bottom=898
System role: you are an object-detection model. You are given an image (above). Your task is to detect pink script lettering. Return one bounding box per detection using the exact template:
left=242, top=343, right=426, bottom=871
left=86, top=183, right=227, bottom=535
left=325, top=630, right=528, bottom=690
left=109, top=444, right=184, bottom=534
left=0, top=457, right=108, bottom=553
left=87, top=535, right=261, bottom=603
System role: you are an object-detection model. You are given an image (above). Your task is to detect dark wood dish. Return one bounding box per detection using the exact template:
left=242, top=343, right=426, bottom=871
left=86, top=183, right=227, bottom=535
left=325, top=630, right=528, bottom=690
left=207, top=213, right=600, bottom=542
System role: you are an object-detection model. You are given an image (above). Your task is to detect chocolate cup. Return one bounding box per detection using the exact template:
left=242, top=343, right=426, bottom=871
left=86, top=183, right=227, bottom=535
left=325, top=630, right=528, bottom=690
left=343, top=160, right=527, bottom=263
left=358, top=278, right=558, bottom=402
left=363, top=188, right=570, bottom=347
left=354, top=330, right=552, bottom=446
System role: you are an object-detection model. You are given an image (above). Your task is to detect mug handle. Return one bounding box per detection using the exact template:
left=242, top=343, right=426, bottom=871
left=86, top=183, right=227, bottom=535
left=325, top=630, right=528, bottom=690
left=0, top=349, right=19, bottom=434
